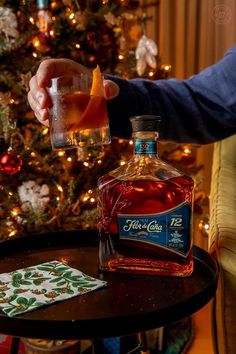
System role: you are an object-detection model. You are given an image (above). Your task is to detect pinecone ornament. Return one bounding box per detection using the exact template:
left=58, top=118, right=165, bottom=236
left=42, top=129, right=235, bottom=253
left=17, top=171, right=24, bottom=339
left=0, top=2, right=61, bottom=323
left=135, top=35, right=158, bottom=76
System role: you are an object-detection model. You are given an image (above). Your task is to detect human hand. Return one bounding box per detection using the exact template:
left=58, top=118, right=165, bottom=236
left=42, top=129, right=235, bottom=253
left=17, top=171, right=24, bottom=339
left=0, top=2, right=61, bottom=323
left=28, top=58, right=119, bottom=127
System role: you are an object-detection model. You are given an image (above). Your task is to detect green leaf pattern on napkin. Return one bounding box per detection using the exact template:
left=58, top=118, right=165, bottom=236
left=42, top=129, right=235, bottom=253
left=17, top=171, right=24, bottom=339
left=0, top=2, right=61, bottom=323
left=0, top=261, right=107, bottom=317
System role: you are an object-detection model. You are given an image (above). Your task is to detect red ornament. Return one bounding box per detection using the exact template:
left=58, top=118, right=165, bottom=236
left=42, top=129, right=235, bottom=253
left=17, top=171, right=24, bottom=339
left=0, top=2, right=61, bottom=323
left=0, top=149, right=23, bottom=174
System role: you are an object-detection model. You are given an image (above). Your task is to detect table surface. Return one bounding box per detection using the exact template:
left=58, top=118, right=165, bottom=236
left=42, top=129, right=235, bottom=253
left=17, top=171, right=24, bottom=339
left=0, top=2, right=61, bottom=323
left=0, top=230, right=218, bottom=340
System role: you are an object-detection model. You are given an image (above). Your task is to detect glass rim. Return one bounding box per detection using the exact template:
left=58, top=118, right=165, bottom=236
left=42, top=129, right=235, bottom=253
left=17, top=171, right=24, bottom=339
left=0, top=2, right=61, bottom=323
left=47, top=72, right=93, bottom=94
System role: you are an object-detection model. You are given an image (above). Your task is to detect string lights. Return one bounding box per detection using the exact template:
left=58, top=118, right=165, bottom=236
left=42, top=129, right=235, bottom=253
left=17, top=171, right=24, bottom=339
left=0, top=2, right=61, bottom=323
left=198, top=217, right=210, bottom=237
left=0, top=1, right=207, bottom=241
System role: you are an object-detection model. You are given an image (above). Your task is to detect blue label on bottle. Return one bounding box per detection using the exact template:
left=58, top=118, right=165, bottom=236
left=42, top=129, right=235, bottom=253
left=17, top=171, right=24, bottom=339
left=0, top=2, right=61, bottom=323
left=135, top=140, right=157, bottom=154
left=118, top=202, right=191, bottom=257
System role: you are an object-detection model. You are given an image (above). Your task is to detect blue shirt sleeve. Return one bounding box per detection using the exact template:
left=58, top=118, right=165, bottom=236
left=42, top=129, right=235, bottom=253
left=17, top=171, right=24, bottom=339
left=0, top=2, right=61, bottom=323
left=106, top=45, right=236, bottom=144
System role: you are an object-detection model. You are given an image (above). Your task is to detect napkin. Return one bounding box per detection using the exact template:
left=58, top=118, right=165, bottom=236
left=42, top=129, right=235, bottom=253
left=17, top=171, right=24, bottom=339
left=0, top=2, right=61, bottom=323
left=0, top=260, right=107, bottom=317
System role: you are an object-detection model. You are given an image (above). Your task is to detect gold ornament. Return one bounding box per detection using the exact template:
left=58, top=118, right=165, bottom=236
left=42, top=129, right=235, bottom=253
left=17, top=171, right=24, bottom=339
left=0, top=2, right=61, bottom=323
left=198, top=217, right=210, bottom=237
left=0, top=92, right=11, bottom=107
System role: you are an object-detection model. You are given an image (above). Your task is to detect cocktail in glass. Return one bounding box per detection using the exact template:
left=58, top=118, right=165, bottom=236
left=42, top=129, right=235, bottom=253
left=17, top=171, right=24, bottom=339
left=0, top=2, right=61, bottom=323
left=47, top=69, right=110, bottom=150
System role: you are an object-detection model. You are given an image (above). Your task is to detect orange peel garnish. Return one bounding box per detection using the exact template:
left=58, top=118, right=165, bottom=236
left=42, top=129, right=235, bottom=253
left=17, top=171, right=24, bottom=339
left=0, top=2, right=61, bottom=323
left=90, top=65, right=104, bottom=96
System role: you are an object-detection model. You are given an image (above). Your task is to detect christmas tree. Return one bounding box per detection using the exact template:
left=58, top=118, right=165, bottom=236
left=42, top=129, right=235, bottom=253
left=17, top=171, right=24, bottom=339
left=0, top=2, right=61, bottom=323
left=0, top=0, right=164, bottom=240
left=0, top=0, right=207, bottom=242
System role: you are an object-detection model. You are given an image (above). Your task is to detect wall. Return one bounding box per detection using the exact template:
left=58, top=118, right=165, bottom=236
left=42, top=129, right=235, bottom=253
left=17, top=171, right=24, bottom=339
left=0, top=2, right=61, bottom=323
left=142, top=0, right=236, bottom=249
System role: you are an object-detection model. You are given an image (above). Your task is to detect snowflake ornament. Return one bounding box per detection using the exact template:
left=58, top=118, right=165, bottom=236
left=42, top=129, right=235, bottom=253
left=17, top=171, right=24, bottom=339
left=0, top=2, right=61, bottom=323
left=135, top=35, right=158, bottom=76
left=104, top=12, right=120, bottom=27
left=0, top=7, right=19, bottom=38
left=18, top=180, right=50, bottom=215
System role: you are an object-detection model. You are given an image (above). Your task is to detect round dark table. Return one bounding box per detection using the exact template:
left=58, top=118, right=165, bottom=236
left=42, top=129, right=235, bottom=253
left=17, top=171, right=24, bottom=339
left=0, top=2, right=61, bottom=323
left=0, top=230, right=218, bottom=341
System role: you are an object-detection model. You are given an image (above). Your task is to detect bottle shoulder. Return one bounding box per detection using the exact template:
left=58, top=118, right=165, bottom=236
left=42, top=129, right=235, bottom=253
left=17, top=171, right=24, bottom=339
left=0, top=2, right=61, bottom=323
left=98, top=155, right=191, bottom=184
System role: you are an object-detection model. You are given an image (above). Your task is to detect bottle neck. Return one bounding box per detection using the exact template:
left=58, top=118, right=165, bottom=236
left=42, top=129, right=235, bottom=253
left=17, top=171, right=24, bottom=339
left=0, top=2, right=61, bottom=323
left=132, top=132, right=159, bottom=155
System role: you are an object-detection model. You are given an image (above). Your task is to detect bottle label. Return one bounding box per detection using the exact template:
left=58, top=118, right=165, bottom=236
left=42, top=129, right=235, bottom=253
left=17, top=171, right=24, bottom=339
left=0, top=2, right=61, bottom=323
left=118, top=202, right=191, bottom=257
left=135, top=140, right=157, bottom=154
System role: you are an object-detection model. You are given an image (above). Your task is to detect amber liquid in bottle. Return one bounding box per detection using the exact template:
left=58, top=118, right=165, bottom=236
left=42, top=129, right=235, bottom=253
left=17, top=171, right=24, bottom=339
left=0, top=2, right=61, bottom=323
left=98, top=116, right=194, bottom=276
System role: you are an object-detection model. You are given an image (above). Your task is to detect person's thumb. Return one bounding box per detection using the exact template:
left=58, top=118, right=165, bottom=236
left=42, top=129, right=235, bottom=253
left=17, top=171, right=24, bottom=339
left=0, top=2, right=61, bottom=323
left=104, top=80, right=119, bottom=100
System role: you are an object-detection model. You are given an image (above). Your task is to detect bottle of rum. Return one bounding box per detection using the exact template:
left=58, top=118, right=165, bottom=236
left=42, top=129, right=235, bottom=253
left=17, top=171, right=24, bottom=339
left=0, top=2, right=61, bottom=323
left=97, top=115, right=194, bottom=276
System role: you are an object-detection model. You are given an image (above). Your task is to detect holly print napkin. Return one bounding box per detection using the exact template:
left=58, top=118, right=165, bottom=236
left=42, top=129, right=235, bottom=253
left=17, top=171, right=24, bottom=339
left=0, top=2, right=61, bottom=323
left=0, top=260, right=107, bottom=317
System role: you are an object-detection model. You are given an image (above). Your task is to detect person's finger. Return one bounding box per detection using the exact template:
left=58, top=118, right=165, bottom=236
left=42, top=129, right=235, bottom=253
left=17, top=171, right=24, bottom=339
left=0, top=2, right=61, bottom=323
left=28, top=91, right=49, bottom=126
left=28, top=74, right=51, bottom=125
left=104, top=80, right=119, bottom=100
left=36, top=58, right=91, bottom=88
left=35, top=110, right=49, bottom=127
left=29, top=75, right=49, bottom=109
